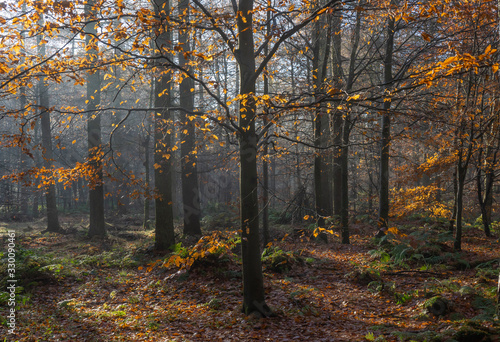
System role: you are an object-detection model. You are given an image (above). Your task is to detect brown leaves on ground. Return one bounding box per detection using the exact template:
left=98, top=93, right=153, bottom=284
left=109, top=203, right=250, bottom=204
left=0, top=216, right=499, bottom=341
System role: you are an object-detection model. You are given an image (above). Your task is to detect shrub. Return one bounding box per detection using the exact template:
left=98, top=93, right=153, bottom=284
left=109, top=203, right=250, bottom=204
left=161, top=230, right=240, bottom=270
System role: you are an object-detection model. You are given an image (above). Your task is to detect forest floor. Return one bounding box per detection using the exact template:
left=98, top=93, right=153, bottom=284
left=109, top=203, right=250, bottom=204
left=0, top=213, right=499, bottom=341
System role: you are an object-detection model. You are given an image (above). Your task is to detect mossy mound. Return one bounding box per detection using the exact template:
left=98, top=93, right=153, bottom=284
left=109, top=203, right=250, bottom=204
left=261, top=247, right=302, bottom=273
left=424, top=296, right=450, bottom=316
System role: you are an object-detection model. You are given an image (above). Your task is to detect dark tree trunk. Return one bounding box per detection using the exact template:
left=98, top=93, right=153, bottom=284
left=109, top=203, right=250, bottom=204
left=143, top=74, right=155, bottom=231
left=480, top=136, right=497, bottom=237
left=178, top=0, right=202, bottom=236
left=19, top=21, right=29, bottom=217
left=143, top=135, right=151, bottom=230
left=455, top=159, right=467, bottom=251
left=153, top=0, right=175, bottom=251
left=482, top=168, right=494, bottom=237
left=449, top=168, right=458, bottom=232
left=454, top=119, right=473, bottom=251
left=236, top=0, right=271, bottom=317
left=377, top=13, right=395, bottom=231
left=261, top=6, right=271, bottom=247
left=313, top=1, right=332, bottom=235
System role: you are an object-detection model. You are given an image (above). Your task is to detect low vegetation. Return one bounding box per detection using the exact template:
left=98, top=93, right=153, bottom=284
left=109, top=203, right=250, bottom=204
left=0, top=214, right=498, bottom=341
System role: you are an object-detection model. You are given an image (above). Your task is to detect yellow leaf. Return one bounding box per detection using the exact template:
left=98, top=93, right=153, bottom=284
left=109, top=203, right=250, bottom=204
left=72, top=140, right=76, bottom=144
left=387, top=227, right=399, bottom=235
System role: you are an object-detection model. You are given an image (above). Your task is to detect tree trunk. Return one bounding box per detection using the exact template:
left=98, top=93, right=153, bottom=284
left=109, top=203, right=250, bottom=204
left=477, top=145, right=494, bottom=238
left=86, top=0, right=106, bottom=238
left=332, top=8, right=343, bottom=234
left=19, top=9, right=29, bottom=217
left=313, top=0, right=332, bottom=235
left=178, top=0, right=202, bottom=236
left=481, top=123, right=498, bottom=237
left=38, top=14, right=61, bottom=233
left=377, top=12, right=395, bottom=231
left=236, top=0, right=271, bottom=317
left=111, top=18, right=129, bottom=216
left=449, top=167, right=458, bottom=232
left=455, top=159, right=467, bottom=251
left=261, top=6, right=271, bottom=247
left=153, top=0, right=175, bottom=251
left=482, top=168, right=494, bottom=237
left=143, top=134, right=151, bottom=230
left=143, top=79, right=153, bottom=231
left=497, top=269, right=500, bottom=316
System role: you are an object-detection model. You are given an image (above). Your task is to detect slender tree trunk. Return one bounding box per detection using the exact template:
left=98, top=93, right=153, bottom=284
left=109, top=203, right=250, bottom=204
left=449, top=168, right=458, bottom=232
left=377, top=12, right=395, bottom=231
left=313, top=0, right=332, bottom=234
left=482, top=168, right=494, bottom=237
left=38, top=14, right=61, bottom=233
left=455, top=157, right=467, bottom=251
left=454, top=115, right=473, bottom=251
left=143, top=134, right=151, bottom=230
left=497, top=270, right=500, bottom=316
left=143, top=79, right=154, bottom=231
left=236, top=0, right=271, bottom=317
left=112, top=18, right=129, bottom=216
left=262, top=140, right=270, bottom=246
left=332, top=6, right=344, bottom=231
left=178, top=0, right=201, bottom=236
left=153, top=0, right=175, bottom=251
left=477, top=145, right=493, bottom=238
left=32, top=121, right=41, bottom=218
left=336, top=2, right=358, bottom=245
left=86, top=0, right=105, bottom=238
left=480, top=122, right=498, bottom=237
left=19, top=7, right=29, bottom=217
left=261, top=5, right=271, bottom=246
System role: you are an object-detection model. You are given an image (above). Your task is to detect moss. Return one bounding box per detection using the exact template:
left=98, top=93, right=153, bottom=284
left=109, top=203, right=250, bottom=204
left=453, top=327, right=489, bottom=342
left=261, top=247, right=301, bottom=273
left=449, top=312, right=465, bottom=321
left=424, top=296, right=450, bottom=316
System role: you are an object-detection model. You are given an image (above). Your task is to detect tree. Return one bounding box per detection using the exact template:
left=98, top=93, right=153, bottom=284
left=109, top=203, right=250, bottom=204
left=86, top=0, right=106, bottom=238
left=153, top=0, right=175, bottom=251
left=377, top=1, right=395, bottom=232
left=235, top=0, right=270, bottom=316
left=38, top=11, right=61, bottom=233
left=178, top=0, right=202, bottom=236
left=313, top=0, right=333, bottom=237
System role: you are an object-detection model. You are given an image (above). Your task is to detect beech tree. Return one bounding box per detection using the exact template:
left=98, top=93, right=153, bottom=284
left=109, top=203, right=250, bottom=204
left=153, top=0, right=175, bottom=251
left=85, top=0, right=106, bottom=238
left=178, top=0, right=202, bottom=236
left=37, top=11, right=61, bottom=233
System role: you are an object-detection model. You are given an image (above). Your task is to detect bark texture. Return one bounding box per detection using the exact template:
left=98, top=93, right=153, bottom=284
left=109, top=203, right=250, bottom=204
left=153, top=0, right=175, bottom=251
left=178, top=0, right=202, bottom=236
